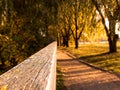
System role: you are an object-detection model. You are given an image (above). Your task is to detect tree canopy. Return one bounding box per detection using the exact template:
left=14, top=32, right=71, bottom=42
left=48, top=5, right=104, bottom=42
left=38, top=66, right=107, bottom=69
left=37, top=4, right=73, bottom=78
left=57, top=0, right=120, bottom=53
left=92, top=0, right=120, bottom=52
left=0, top=0, right=57, bottom=72
left=57, top=0, right=105, bottom=48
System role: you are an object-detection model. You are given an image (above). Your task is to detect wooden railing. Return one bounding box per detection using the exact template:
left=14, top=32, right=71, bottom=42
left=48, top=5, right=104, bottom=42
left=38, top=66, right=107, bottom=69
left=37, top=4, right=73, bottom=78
left=0, top=42, right=57, bottom=90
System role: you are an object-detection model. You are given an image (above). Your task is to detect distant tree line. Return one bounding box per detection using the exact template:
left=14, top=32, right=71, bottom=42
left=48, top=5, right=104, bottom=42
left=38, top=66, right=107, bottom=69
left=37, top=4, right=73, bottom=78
left=57, top=0, right=120, bottom=53
left=57, top=0, right=97, bottom=48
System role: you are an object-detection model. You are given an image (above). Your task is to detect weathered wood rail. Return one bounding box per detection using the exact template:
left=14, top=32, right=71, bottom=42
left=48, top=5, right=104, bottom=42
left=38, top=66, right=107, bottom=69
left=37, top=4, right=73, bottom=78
left=0, top=42, right=57, bottom=90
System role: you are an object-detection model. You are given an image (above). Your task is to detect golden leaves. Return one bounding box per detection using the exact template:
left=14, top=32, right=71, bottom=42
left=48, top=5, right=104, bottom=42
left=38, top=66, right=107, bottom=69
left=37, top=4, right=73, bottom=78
left=1, top=85, right=8, bottom=90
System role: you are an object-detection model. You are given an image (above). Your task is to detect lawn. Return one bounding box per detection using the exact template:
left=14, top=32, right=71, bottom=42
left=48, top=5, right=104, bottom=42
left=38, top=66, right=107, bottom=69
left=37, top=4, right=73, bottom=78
left=56, top=66, right=66, bottom=90
left=58, top=41, right=120, bottom=74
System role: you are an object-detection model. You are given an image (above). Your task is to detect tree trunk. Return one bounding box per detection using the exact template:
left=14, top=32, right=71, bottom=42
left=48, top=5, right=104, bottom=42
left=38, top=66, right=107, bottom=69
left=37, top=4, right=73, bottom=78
left=75, top=39, right=78, bottom=49
left=57, top=36, right=60, bottom=46
left=0, top=57, right=5, bottom=70
left=0, top=50, right=5, bottom=66
left=59, top=36, right=62, bottom=46
left=65, top=39, right=69, bottom=47
left=57, top=34, right=61, bottom=46
left=63, top=36, right=66, bottom=46
left=108, top=19, right=118, bottom=53
left=62, top=36, right=69, bottom=47
left=1, top=58, right=5, bottom=66
left=108, top=34, right=118, bottom=53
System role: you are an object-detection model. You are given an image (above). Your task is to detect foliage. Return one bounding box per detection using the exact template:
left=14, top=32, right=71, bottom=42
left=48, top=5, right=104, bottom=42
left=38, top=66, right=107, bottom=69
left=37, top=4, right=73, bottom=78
left=57, top=0, right=105, bottom=48
left=92, top=0, right=120, bottom=52
left=0, top=0, right=57, bottom=73
left=57, top=0, right=120, bottom=53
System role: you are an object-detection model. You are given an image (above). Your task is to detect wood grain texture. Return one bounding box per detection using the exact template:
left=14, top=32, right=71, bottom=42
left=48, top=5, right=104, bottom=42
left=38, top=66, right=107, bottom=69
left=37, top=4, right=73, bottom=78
left=0, top=42, right=57, bottom=90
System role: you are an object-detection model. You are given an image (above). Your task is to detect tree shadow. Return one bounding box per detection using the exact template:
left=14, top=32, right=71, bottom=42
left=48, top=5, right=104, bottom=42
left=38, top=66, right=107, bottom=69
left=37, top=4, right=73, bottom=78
left=79, top=52, right=120, bottom=63
left=57, top=56, right=120, bottom=90
left=80, top=52, right=109, bottom=59
left=68, top=80, right=120, bottom=90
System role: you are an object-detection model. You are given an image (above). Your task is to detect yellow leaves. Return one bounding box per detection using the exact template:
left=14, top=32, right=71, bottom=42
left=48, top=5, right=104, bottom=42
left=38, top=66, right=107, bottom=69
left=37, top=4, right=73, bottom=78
left=0, top=34, right=2, bottom=37
left=22, top=45, right=25, bottom=49
left=1, top=85, right=8, bottom=90
left=0, top=34, right=10, bottom=42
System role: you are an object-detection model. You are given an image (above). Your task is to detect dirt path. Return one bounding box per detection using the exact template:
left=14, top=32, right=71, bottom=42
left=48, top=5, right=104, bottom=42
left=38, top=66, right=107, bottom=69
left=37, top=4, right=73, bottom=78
left=57, top=50, right=120, bottom=90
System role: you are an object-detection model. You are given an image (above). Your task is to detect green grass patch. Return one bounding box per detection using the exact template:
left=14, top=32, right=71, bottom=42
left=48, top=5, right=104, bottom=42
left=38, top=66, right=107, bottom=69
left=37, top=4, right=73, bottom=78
left=56, top=66, right=66, bottom=90
left=58, top=41, right=120, bottom=74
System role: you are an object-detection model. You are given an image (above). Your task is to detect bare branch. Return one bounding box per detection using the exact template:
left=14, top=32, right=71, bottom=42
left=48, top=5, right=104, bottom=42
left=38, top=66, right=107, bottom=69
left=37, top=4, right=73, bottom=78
left=116, top=0, right=119, bottom=8
left=70, top=29, right=76, bottom=40
left=101, top=0, right=113, bottom=19
left=91, top=0, right=109, bottom=37
left=78, top=25, right=85, bottom=39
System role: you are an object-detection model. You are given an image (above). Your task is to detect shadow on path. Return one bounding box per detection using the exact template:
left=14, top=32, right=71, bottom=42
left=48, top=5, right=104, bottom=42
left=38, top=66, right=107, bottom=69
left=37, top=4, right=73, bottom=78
left=57, top=50, right=120, bottom=90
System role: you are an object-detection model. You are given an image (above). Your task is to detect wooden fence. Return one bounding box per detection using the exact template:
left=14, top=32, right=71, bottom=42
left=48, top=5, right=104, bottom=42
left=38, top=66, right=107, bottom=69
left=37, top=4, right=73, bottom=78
left=0, top=42, right=57, bottom=90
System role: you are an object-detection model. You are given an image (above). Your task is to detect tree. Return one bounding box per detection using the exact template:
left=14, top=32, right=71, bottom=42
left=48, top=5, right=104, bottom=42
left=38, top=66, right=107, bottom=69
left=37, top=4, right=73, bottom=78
left=0, top=0, right=58, bottom=71
left=57, top=0, right=95, bottom=48
left=69, top=0, right=94, bottom=49
left=57, top=0, right=72, bottom=47
left=70, top=0, right=85, bottom=48
left=92, top=0, right=120, bottom=53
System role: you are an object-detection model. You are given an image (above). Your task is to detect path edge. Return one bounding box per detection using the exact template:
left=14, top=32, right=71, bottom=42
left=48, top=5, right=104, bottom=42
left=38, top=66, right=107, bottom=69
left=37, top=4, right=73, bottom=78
left=61, top=50, right=120, bottom=78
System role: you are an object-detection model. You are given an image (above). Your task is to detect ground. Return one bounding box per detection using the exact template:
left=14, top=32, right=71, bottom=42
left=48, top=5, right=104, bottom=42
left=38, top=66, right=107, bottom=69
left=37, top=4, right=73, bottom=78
left=57, top=50, right=120, bottom=90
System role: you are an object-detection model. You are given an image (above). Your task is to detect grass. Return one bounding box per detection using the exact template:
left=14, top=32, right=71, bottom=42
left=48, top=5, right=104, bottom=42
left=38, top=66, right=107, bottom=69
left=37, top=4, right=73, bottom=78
left=56, top=66, right=66, bottom=90
left=58, top=41, right=120, bottom=74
